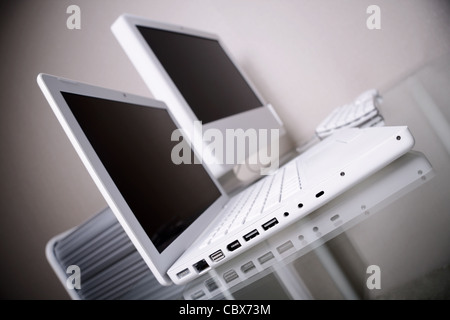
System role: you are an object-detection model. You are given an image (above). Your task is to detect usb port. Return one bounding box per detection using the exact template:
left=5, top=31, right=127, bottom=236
left=205, top=278, right=219, bottom=292
left=227, top=240, right=241, bottom=252
left=223, top=269, right=239, bottom=283
left=243, top=229, right=260, bottom=242
left=241, top=261, right=256, bottom=274
left=209, top=250, right=225, bottom=262
left=262, top=218, right=279, bottom=231
left=191, top=290, right=205, bottom=300
left=258, top=251, right=274, bottom=264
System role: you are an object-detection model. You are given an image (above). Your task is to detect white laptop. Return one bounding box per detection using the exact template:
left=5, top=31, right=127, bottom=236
left=111, top=14, right=285, bottom=178
left=37, top=73, right=414, bottom=285
left=182, top=151, right=434, bottom=299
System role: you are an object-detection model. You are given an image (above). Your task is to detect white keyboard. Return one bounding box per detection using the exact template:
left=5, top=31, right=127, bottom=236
left=201, top=157, right=303, bottom=247
left=315, top=89, right=384, bottom=139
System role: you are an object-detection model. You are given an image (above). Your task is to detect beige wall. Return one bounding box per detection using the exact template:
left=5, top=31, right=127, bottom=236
left=1, top=0, right=449, bottom=299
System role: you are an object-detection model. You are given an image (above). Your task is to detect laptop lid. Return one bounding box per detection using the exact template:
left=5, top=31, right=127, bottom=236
left=37, top=73, right=229, bottom=285
left=111, top=14, right=284, bottom=178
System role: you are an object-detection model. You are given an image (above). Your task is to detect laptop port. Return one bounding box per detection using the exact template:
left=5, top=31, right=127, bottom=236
left=227, top=240, right=241, bottom=252
left=205, top=278, right=219, bottom=292
left=330, top=214, right=340, bottom=221
left=241, top=261, right=256, bottom=274
left=277, top=240, right=294, bottom=254
left=243, top=229, right=260, bottom=241
left=209, top=250, right=225, bottom=262
left=191, top=290, right=205, bottom=300
left=315, top=190, right=325, bottom=198
left=223, top=269, right=239, bottom=283
left=258, top=251, right=275, bottom=264
left=262, top=218, right=278, bottom=231
left=193, top=259, right=209, bottom=273
left=177, top=268, right=190, bottom=279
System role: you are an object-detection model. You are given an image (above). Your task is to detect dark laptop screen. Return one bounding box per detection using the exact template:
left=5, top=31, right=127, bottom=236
left=137, top=26, right=263, bottom=123
left=61, top=92, right=222, bottom=253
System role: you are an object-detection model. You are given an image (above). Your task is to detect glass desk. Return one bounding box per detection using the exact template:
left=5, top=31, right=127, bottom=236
left=46, top=54, right=450, bottom=300
left=182, top=152, right=434, bottom=300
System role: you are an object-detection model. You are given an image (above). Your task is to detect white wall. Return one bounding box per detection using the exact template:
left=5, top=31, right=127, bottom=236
left=1, top=0, right=449, bottom=298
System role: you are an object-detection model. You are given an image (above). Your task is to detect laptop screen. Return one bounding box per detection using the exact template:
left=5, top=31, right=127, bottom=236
left=61, top=92, right=222, bottom=253
left=136, top=26, right=263, bottom=124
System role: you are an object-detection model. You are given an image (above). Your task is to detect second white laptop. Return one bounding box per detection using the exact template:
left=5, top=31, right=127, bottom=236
left=38, top=74, right=414, bottom=285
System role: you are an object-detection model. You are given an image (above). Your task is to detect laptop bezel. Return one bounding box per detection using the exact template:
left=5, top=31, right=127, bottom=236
left=37, top=73, right=230, bottom=285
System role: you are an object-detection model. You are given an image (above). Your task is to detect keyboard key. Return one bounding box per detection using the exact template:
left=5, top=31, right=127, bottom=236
left=200, top=158, right=304, bottom=246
